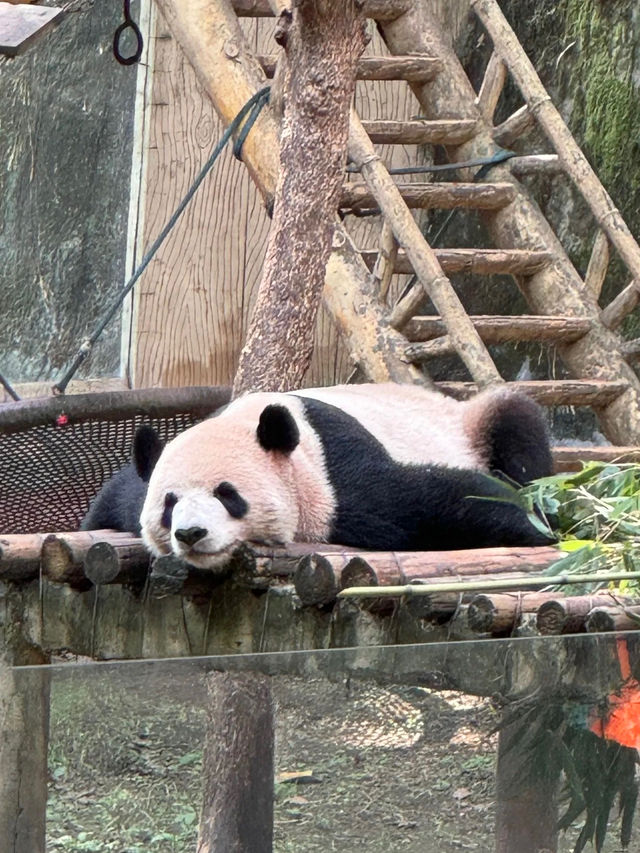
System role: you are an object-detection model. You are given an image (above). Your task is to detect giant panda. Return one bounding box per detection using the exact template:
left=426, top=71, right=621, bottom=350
left=132, top=383, right=555, bottom=570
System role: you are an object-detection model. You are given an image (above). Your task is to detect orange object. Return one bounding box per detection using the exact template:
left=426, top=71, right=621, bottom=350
left=589, top=636, right=640, bottom=748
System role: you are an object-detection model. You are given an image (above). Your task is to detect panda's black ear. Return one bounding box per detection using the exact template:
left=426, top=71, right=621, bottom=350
left=133, top=425, right=163, bottom=482
left=257, top=405, right=300, bottom=454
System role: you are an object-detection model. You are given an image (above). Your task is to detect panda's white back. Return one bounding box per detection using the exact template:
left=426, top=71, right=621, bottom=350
left=291, top=383, right=481, bottom=469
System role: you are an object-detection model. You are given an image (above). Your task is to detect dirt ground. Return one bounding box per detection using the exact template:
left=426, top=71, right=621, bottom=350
left=44, top=664, right=639, bottom=853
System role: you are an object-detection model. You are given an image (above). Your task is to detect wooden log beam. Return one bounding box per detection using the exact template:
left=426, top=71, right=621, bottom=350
left=371, top=219, right=397, bottom=302
left=41, top=530, right=133, bottom=588
left=467, top=591, right=564, bottom=634
left=197, top=671, right=274, bottom=853
left=584, top=230, right=609, bottom=300
left=83, top=539, right=150, bottom=586
left=294, top=546, right=560, bottom=606
left=536, top=594, right=629, bottom=635
left=403, top=315, right=590, bottom=345
left=508, top=154, right=563, bottom=177
left=379, top=2, right=640, bottom=444
left=0, top=533, right=45, bottom=582
left=360, top=247, right=553, bottom=277
left=342, top=181, right=516, bottom=213
left=155, top=0, right=421, bottom=386
left=601, top=279, right=640, bottom=330
left=404, top=336, right=453, bottom=361
left=552, top=446, right=640, bottom=472
left=362, top=118, right=478, bottom=145
left=621, top=338, right=640, bottom=362
left=476, top=50, right=507, bottom=123
left=348, top=112, right=501, bottom=386
left=585, top=605, right=640, bottom=633
left=231, top=0, right=411, bottom=19
left=436, top=379, right=628, bottom=407
left=258, top=53, right=443, bottom=82
left=491, top=104, right=534, bottom=146
left=345, top=568, right=556, bottom=619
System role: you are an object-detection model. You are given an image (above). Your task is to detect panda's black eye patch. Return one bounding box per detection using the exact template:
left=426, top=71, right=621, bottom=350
left=161, top=492, right=178, bottom=529
left=213, top=481, right=248, bottom=519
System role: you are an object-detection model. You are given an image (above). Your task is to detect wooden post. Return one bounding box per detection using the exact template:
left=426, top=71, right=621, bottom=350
left=0, top=584, right=49, bottom=853
left=495, top=719, right=559, bottom=853
left=197, top=671, right=274, bottom=853
left=233, top=0, right=367, bottom=394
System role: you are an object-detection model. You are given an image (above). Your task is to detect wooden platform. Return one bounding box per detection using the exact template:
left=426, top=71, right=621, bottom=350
left=2, top=530, right=639, bottom=663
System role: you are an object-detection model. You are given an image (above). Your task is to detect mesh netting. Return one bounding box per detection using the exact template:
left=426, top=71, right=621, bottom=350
left=0, top=386, right=230, bottom=534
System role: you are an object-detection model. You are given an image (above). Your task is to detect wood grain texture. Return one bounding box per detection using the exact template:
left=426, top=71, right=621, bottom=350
left=132, top=10, right=257, bottom=388
left=131, top=14, right=431, bottom=389
left=131, top=13, right=351, bottom=388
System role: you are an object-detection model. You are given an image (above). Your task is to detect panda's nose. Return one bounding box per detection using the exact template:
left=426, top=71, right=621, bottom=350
left=174, top=526, right=208, bottom=547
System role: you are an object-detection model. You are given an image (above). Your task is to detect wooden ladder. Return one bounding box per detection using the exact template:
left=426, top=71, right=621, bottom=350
left=157, top=0, right=640, bottom=466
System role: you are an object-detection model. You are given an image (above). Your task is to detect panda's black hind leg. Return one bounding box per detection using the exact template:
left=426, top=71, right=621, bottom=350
left=470, top=391, right=553, bottom=485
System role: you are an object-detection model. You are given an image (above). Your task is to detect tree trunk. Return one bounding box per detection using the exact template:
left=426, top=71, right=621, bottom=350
left=197, top=671, right=274, bottom=853
left=232, top=0, right=367, bottom=395
left=495, top=719, right=559, bottom=853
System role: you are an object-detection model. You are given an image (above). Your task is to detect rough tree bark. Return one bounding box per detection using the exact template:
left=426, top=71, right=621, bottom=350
left=232, top=0, right=368, bottom=396
left=196, top=671, right=274, bottom=853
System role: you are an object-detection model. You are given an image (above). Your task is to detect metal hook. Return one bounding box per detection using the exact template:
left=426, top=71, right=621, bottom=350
left=113, top=0, right=143, bottom=66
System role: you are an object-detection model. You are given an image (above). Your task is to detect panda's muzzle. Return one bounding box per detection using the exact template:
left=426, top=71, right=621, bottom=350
left=174, top=526, right=208, bottom=548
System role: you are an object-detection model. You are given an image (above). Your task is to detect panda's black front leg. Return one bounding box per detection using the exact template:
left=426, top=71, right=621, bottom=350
left=404, top=465, right=556, bottom=550
left=331, top=463, right=555, bottom=551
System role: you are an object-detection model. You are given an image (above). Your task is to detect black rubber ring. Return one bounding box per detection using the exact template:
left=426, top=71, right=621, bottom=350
left=113, top=19, right=143, bottom=65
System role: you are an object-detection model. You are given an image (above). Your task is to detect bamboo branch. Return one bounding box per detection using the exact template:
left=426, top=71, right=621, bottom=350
left=339, top=570, right=640, bottom=598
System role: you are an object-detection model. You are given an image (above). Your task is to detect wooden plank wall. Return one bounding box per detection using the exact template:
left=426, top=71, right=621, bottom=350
left=129, top=13, right=425, bottom=390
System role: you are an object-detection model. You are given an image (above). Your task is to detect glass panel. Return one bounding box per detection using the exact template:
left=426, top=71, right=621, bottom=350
left=0, top=3, right=138, bottom=383
left=11, top=633, right=640, bottom=852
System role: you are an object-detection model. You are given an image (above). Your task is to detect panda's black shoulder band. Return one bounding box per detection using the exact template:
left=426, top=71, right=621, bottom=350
left=257, top=405, right=300, bottom=454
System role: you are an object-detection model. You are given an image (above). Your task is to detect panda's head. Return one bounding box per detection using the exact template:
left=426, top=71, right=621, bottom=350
left=137, top=399, right=306, bottom=570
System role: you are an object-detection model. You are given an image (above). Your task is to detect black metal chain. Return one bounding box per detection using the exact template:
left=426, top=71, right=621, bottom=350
left=113, top=0, right=143, bottom=66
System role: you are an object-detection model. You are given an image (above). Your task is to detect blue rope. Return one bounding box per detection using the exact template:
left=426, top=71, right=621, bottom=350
left=52, top=86, right=271, bottom=396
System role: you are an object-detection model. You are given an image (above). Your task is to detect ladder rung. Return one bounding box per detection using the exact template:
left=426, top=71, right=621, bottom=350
left=342, top=182, right=515, bottom=213
left=436, top=380, right=629, bottom=407
left=362, top=119, right=478, bottom=145
left=360, top=247, right=552, bottom=276
left=510, top=154, right=563, bottom=177
left=257, top=54, right=443, bottom=83
left=553, top=446, right=640, bottom=472
left=404, top=315, right=590, bottom=344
